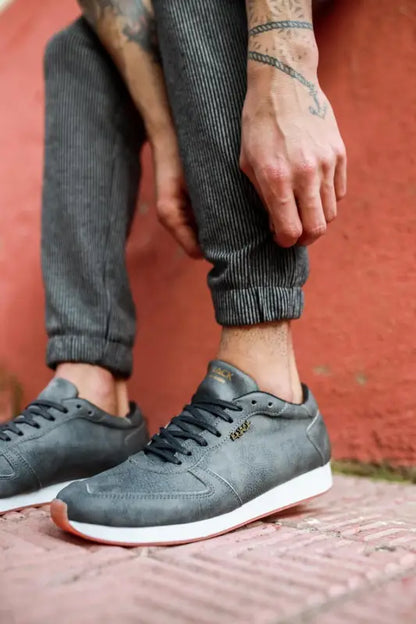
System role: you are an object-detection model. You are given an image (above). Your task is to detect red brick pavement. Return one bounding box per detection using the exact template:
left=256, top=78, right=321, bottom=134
left=0, top=475, right=415, bottom=624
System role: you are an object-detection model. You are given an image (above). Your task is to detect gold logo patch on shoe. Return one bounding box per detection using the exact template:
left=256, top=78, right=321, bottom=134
left=209, top=367, right=233, bottom=384
left=230, top=420, right=251, bottom=441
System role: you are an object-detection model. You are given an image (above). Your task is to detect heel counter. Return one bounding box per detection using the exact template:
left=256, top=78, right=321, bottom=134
left=136, top=418, right=150, bottom=450
left=124, top=419, right=149, bottom=456
left=307, top=412, right=331, bottom=465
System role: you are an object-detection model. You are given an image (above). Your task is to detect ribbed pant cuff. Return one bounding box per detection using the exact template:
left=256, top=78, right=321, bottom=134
left=211, top=287, right=304, bottom=326
left=46, top=335, right=133, bottom=378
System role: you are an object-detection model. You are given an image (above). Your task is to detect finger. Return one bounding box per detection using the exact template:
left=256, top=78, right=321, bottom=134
left=320, top=164, right=337, bottom=224
left=157, top=199, right=203, bottom=259
left=240, top=150, right=302, bottom=246
left=334, top=150, right=347, bottom=201
left=254, top=167, right=303, bottom=247
left=160, top=220, right=202, bottom=258
left=269, top=190, right=302, bottom=248
left=153, top=147, right=203, bottom=258
left=240, top=161, right=290, bottom=244
left=296, top=179, right=327, bottom=246
left=173, top=225, right=203, bottom=259
left=181, top=197, right=204, bottom=258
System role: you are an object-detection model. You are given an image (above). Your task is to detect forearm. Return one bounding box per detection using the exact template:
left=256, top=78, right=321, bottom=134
left=77, top=0, right=172, bottom=138
left=245, top=0, right=325, bottom=117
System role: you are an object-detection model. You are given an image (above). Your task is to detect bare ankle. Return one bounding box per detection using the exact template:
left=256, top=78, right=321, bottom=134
left=217, top=322, right=303, bottom=404
left=54, top=363, right=128, bottom=416
left=115, top=379, right=130, bottom=417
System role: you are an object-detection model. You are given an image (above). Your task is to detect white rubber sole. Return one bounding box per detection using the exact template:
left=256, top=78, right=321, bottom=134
left=0, top=480, right=75, bottom=515
left=64, top=463, right=332, bottom=546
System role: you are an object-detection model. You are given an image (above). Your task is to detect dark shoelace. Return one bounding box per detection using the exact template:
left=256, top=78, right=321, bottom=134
left=0, top=400, right=68, bottom=441
left=144, top=398, right=243, bottom=464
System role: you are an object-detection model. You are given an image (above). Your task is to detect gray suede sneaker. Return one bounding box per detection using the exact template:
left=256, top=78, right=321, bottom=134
left=52, top=361, right=332, bottom=546
left=0, top=378, right=148, bottom=514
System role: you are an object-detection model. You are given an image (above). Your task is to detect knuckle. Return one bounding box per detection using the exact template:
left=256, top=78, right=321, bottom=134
left=281, top=223, right=303, bottom=240
left=321, top=179, right=335, bottom=194
left=326, top=209, right=337, bottom=223
left=260, top=163, right=289, bottom=183
left=276, top=193, right=295, bottom=207
left=337, top=143, right=347, bottom=161
left=321, top=153, right=335, bottom=172
left=306, top=223, right=327, bottom=238
left=321, top=171, right=333, bottom=185
left=296, top=159, right=318, bottom=179
left=336, top=187, right=347, bottom=201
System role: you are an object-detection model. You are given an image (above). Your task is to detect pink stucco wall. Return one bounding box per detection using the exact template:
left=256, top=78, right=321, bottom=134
left=0, top=0, right=415, bottom=467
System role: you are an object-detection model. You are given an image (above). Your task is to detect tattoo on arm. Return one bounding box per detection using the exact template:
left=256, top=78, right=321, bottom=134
left=248, top=20, right=313, bottom=37
left=246, top=1, right=326, bottom=118
left=246, top=0, right=311, bottom=23
left=78, top=0, right=159, bottom=62
left=248, top=51, right=326, bottom=118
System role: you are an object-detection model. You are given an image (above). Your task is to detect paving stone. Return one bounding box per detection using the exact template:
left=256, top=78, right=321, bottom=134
left=0, top=475, right=415, bottom=624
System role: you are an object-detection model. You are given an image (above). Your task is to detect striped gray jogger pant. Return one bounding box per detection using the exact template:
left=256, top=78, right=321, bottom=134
left=42, top=1, right=309, bottom=379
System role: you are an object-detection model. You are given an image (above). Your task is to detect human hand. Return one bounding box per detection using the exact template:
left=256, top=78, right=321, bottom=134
left=240, top=74, right=347, bottom=247
left=240, top=12, right=347, bottom=248
left=151, top=129, right=202, bottom=259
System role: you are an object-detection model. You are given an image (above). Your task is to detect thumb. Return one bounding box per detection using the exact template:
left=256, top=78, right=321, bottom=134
left=153, top=146, right=202, bottom=259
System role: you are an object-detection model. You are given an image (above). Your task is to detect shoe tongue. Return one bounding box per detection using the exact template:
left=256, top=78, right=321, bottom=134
left=194, top=360, right=258, bottom=402
left=37, top=378, right=79, bottom=401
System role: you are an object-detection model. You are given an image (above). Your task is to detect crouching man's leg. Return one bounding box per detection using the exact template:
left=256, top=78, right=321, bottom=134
left=0, top=19, right=148, bottom=516
left=52, top=2, right=332, bottom=547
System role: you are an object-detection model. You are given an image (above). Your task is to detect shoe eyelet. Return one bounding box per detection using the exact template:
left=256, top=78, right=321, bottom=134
left=34, top=424, right=41, bottom=429
left=251, top=400, right=257, bottom=405
left=216, top=432, right=222, bottom=438
left=177, top=461, right=183, bottom=466
left=229, top=418, right=234, bottom=424
left=76, top=405, right=82, bottom=410
left=18, top=431, right=24, bottom=436
left=268, top=402, right=273, bottom=408
left=50, top=416, right=56, bottom=422
left=88, top=410, right=93, bottom=416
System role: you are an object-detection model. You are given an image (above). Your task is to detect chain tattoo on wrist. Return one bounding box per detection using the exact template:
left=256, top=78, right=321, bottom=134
left=248, top=20, right=313, bottom=37
left=248, top=51, right=326, bottom=118
left=247, top=2, right=327, bottom=118
left=78, top=0, right=159, bottom=62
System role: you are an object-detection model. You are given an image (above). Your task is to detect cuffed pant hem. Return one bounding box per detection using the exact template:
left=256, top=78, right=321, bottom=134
left=46, top=335, right=133, bottom=378
left=212, top=287, right=304, bottom=327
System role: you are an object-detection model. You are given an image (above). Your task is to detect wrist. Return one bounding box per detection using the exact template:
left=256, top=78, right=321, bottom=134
left=247, top=60, right=319, bottom=95
left=148, top=123, right=179, bottom=155
left=248, top=41, right=318, bottom=78
left=247, top=45, right=319, bottom=101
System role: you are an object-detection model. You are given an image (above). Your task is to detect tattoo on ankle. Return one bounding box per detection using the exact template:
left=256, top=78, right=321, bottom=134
left=78, top=0, right=160, bottom=62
